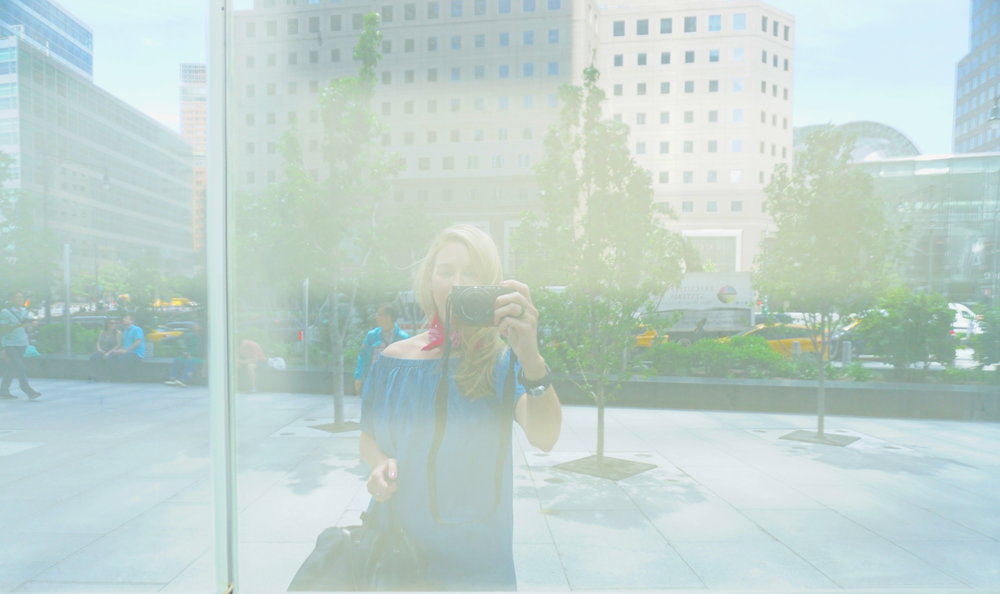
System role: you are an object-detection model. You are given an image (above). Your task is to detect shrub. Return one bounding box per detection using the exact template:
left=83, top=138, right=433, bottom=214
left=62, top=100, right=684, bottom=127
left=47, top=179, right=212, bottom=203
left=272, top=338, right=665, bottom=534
left=33, top=323, right=98, bottom=355
left=646, top=335, right=795, bottom=378
left=856, top=288, right=954, bottom=373
left=971, top=307, right=1000, bottom=367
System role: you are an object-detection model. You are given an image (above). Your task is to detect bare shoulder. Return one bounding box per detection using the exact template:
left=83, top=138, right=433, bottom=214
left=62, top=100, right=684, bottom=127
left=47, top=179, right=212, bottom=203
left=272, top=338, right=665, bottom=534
left=382, top=332, right=439, bottom=360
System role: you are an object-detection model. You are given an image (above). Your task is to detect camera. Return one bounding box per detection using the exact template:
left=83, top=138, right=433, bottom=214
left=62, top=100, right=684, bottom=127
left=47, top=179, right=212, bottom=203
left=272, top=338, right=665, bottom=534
left=449, top=285, right=514, bottom=326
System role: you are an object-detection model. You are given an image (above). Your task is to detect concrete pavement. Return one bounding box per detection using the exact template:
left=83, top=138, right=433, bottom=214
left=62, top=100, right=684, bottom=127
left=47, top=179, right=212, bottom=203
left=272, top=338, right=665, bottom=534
left=0, top=378, right=998, bottom=593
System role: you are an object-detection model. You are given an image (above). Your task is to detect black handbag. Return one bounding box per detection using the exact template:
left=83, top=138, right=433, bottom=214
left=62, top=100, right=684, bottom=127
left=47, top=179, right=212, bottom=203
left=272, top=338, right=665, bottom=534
left=287, top=502, right=427, bottom=591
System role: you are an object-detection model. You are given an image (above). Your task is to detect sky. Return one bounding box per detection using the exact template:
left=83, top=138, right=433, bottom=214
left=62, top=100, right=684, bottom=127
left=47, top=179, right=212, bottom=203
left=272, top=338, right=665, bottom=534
left=60, top=0, right=969, bottom=155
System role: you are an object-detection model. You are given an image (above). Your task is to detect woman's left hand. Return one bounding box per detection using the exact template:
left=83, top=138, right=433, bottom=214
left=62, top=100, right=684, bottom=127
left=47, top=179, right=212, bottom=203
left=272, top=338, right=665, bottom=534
left=494, top=280, right=543, bottom=366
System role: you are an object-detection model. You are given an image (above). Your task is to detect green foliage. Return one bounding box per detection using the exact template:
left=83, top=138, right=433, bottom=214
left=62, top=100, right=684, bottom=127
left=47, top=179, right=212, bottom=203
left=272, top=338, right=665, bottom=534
left=856, top=287, right=955, bottom=373
left=514, top=65, right=684, bottom=405
left=938, top=367, right=998, bottom=385
left=33, top=323, right=98, bottom=355
left=971, top=307, right=1000, bottom=367
left=0, top=152, right=60, bottom=300
left=644, top=336, right=795, bottom=378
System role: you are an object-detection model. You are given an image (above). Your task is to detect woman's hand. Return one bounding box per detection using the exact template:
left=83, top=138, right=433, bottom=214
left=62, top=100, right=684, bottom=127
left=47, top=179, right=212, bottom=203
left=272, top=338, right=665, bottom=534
left=367, top=457, right=398, bottom=502
left=495, top=280, right=545, bottom=372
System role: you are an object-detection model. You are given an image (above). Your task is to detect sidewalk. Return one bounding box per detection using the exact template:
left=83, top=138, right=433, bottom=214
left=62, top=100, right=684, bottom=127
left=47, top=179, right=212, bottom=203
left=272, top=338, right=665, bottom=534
left=0, top=379, right=997, bottom=593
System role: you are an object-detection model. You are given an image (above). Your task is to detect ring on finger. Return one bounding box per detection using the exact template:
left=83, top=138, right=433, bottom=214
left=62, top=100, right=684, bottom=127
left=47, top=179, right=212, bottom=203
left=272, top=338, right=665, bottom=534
left=514, top=303, right=525, bottom=319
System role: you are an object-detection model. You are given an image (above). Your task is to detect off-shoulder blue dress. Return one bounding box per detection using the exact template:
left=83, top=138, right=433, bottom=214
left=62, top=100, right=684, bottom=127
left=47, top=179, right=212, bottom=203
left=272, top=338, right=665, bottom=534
left=360, top=351, right=524, bottom=591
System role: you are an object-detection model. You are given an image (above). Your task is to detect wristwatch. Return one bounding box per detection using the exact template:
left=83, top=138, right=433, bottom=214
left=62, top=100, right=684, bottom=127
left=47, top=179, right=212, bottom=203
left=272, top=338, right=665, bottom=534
left=518, top=365, right=552, bottom=397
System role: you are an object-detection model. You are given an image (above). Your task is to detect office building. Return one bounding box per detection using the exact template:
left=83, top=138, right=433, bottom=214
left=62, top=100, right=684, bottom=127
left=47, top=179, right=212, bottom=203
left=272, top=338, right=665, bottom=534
left=181, top=62, right=207, bottom=255
left=954, top=0, right=1000, bottom=152
left=230, top=0, right=792, bottom=272
left=0, top=0, right=93, bottom=77
left=0, top=5, right=194, bottom=278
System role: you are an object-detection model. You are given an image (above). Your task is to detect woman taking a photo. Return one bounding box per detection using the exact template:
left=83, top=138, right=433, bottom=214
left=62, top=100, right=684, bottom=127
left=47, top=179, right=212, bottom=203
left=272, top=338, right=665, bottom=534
left=360, top=224, right=561, bottom=591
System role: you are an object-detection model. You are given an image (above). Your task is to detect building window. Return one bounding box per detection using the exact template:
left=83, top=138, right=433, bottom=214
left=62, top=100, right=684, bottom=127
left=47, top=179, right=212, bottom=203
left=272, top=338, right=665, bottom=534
left=637, top=53, right=647, bottom=65
left=707, top=170, right=718, bottom=183
left=659, top=171, right=670, bottom=184
left=499, top=64, right=510, bottom=78
left=451, top=0, right=462, bottom=17
left=549, top=29, right=560, bottom=43
left=660, top=111, right=670, bottom=124
left=660, top=81, right=670, bottom=94
left=613, top=20, right=625, bottom=36
left=733, top=108, right=744, bottom=122
left=707, top=201, right=718, bottom=212
left=683, top=171, right=693, bottom=183
left=499, top=32, right=509, bottom=46
left=405, top=39, right=415, bottom=52
left=636, top=142, right=646, bottom=154
left=733, top=13, right=746, bottom=30
left=637, top=19, right=649, bottom=35
left=475, top=34, right=485, bottom=48
left=708, top=140, right=718, bottom=153
left=709, top=49, right=719, bottom=62
left=524, top=0, right=536, bottom=11
left=733, top=47, right=745, bottom=61
left=660, top=17, right=672, bottom=34
left=661, top=51, right=671, bottom=64
left=523, top=63, right=534, bottom=77
left=524, top=31, right=534, bottom=45
left=428, top=68, right=438, bottom=82
left=682, top=200, right=693, bottom=212
left=474, top=66, right=484, bottom=79
left=429, top=1, right=440, bottom=17
left=452, top=36, right=461, bottom=49
left=637, top=83, right=646, bottom=95
left=683, top=141, right=694, bottom=153
left=733, top=78, right=744, bottom=92
left=708, top=80, right=719, bottom=92
left=731, top=170, right=743, bottom=183
left=614, top=54, right=623, bottom=67
left=684, top=111, right=694, bottom=123
left=613, top=84, right=623, bottom=96
left=428, top=37, right=438, bottom=51
left=762, top=16, right=768, bottom=32
left=499, top=0, right=510, bottom=13
left=659, top=141, right=669, bottom=154
left=636, top=113, right=646, bottom=125
left=451, top=68, right=460, bottom=80
left=685, top=51, right=695, bottom=63
left=382, top=6, right=394, bottom=22
left=684, top=81, right=694, bottom=93
left=475, top=0, right=486, bottom=15
left=709, top=14, right=721, bottom=31
left=731, top=200, right=743, bottom=212
left=405, top=4, right=416, bottom=20
left=784, top=25, right=790, bottom=41
left=684, top=16, right=696, bottom=32
left=547, top=62, right=559, bottom=75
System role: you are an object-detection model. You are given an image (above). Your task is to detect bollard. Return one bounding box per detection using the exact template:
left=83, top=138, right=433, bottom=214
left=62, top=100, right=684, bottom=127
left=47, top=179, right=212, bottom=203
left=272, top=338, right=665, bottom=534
left=841, top=340, right=853, bottom=365
left=791, top=341, right=801, bottom=357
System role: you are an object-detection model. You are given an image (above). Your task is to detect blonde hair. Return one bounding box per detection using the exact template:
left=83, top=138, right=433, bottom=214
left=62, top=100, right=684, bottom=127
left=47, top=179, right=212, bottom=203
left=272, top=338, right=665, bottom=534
left=416, top=224, right=506, bottom=398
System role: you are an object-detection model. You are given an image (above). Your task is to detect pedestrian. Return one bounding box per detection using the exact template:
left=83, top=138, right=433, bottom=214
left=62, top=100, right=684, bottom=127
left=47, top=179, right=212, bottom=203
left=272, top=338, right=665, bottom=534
left=353, top=304, right=409, bottom=394
left=110, top=314, right=145, bottom=381
left=165, top=322, right=204, bottom=387
left=359, top=224, right=561, bottom=590
left=89, top=318, right=121, bottom=381
left=0, top=291, right=42, bottom=400
left=236, top=338, right=266, bottom=392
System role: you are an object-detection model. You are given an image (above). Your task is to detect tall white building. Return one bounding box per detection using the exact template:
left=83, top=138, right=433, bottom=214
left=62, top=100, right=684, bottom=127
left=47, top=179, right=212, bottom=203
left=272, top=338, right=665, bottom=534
left=596, top=1, right=793, bottom=272
left=230, top=0, right=792, bottom=272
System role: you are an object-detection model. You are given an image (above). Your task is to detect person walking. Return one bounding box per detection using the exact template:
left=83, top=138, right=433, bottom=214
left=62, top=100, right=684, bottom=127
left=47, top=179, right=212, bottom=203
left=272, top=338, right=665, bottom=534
left=353, top=304, right=409, bottom=393
left=0, top=291, right=42, bottom=400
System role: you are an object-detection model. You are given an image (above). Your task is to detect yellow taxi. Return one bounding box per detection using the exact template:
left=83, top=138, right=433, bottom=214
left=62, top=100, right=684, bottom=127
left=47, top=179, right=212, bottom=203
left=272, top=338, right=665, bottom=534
left=732, top=323, right=822, bottom=357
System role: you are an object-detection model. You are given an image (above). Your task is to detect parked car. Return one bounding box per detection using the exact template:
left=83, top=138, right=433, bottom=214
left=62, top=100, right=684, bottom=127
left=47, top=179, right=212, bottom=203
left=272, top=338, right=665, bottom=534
left=147, top=321, right=197, bottom=343
left=949, top=302, right=982, bottom=341
left=728, top=323, right=822, bottom=357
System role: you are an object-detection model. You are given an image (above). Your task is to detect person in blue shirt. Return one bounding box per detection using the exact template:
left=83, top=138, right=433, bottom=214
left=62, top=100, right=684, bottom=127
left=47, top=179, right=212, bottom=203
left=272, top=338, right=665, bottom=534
left=359, top=224, right=562, bottom=591
left=354, top=304, right=410, bottom=393
left=0, top=291, right=42, bottom=400
left=110, top=314, right=145, bottom=381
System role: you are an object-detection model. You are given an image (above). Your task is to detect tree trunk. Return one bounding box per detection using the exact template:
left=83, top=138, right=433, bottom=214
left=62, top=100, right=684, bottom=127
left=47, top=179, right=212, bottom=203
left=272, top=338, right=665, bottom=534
left=816, top=321, right=828, bottom=439
left=329, top=285, right=345, bottom=426
left=596, top=382, right=605, bottom=461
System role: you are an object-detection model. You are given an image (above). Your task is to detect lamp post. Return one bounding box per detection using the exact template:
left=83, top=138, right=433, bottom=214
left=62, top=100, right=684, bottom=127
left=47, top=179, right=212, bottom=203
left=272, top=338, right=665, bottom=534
left=988, top=101, right=1000, bottom=308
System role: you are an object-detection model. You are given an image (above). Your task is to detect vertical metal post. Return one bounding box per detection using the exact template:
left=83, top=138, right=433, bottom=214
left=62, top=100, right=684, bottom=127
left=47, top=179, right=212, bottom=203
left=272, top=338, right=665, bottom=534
left=208, top=0, right=238, bottom=592
left=303, top=278, right=310, bottom=368
left=63, top=244, right=71, bottom=355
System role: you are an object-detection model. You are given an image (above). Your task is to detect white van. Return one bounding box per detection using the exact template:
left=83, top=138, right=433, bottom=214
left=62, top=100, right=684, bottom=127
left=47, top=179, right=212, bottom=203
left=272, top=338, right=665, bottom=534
left=949, top=303, right=982, bottom=340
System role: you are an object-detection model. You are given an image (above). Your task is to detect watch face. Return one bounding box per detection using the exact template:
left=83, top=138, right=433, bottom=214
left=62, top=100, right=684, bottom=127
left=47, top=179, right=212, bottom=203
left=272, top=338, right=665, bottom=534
left=527, top=384, right=547, bottom=397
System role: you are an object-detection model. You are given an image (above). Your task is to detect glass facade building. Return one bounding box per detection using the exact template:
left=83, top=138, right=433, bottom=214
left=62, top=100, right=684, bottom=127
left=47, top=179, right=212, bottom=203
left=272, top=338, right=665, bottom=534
left=0, top=0, right=93, bottom=77
left=855, top=153, right=1000, bottom=306
left=954, top=0, right=1000, bottom=152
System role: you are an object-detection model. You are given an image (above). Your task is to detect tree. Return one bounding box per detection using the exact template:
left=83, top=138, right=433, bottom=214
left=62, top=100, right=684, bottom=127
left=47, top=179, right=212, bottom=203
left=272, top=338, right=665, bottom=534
left=0, top=151, right=59, bottom=305
left=233, top=13, right=403, bottom=428
left=514, top=65, right=684, bottom=478
left=857, top=287, right=954, bottom=375
left=755, top=126, right=899, bottom=444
